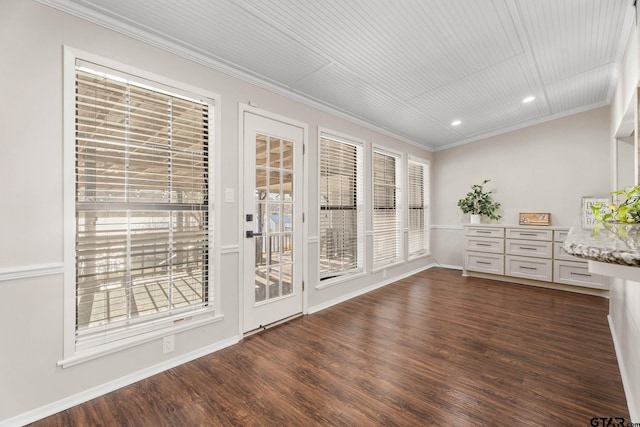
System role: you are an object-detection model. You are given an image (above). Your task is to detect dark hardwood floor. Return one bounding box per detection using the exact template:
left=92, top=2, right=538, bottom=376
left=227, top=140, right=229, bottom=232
left=32, top=268, right=629, bottom=426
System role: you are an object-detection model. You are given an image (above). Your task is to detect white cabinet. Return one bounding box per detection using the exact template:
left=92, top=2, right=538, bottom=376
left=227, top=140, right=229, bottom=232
left=463, top=225, right=606, bottom=292
left=553, top=260, right=606, bottom=289
left=464, top=252, right=504, bottom=275
left=506, top=255, right=552, bottom=282
left=463, top=226, right=504, bottom=276
left=553, top=242, right=575, bottom=261
left=505, top=239, right=553, bottom=258
left=552, top=229, right=606, bottom=290
left=504, top=226, right=553, bottom=282
left=466, top=226, right=504, bottom=238
left=464, top=236, right=504, bottom=254
left=505, top=228, right=553, bottom=241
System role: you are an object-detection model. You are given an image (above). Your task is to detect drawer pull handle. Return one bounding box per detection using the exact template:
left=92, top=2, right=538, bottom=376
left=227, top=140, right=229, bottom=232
left=476, top=243, right=492, bottom=247
left=519, top=246, right=536, bottom=250
left=520, top=266, right=537, bottom=271
left=570, top=272, right=592, bottom=277
left=477, top=231, right=492, bottom=234
left=519, top=233, right=538, bottom=236
left=477, top=261, right=491, bottom=265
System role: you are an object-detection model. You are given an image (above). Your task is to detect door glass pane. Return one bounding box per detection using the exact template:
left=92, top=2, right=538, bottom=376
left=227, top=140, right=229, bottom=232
left=282, top=233, right=292, bottom=263
left=256, top=134, right=267, bottom=167
left=255, top=202, right=267, bottom=233
left=255, top=236, right=266, bottom=267
left=282, top=264, right=292, bottom=296
left=268, top=267, right=280, bottom=298
left=282, top=203, right=293, bottom=232
left=283, top=172, right=293, bottom=201
left=255, top=267, right=267, bottom=303
left=269, top=235, right=281, bottom=264
left=255, top=169, right=267, bottom=200
left=269, top=138, right=281, bottom=168
left=269, top=171, right=280, bottom=200
left=282, top=140, right=293, bottom=169
left=270, top=203, right=281, bottom=233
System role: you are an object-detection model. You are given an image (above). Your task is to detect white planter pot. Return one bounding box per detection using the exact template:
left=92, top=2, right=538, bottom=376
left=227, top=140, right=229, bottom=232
left=470, top=214, right=481, bottom=224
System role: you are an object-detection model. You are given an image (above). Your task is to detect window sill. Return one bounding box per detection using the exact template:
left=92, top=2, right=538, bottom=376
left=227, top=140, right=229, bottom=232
left=408, top=252, right=432, bottom=262
left=316, top=271, right=367, bottom=290
left=58, top=313, right=224, bottom=368
left=371, top=260, right=407, bottom=274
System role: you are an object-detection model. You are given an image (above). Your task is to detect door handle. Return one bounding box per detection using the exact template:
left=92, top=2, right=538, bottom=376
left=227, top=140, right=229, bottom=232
left=246, top=231, right=263, bottom=238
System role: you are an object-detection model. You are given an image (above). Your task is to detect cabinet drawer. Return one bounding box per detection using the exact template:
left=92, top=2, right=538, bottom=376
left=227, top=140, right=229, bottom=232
left=554, top=260, right=607, bottom=289
left=553, top=242, right=581, bottom=261
left=505, top=255, right=552, bottom=282
left=554, top=229, right=569, bottom=242
left=465, top=226, right=504, bottom=238
left=505, top=239, right=552, bottom=258
left=505, top=228, right=553, bottom=241
left=464, top=236, right=504, bottom=254
left=464, top=252, right=504, bottom=275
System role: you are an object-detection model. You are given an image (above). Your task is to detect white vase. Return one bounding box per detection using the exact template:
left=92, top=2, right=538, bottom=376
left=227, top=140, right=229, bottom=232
left=470, top=214, right=481, bottom=224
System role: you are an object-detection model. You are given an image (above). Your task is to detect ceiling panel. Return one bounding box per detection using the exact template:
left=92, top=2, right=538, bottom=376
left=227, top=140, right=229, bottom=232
left=237, top=0, right=525, bottom=101
left=74, top=0, right=330, bottom=86
left=294, top=64, right=462, bottom=145
left=516, top=0, right=629, bottom=85
left=545, top=62, right=616, bottom=112
left=408, top=54, right=549, bottom=136
left=42, top=0, right=634, bottom=149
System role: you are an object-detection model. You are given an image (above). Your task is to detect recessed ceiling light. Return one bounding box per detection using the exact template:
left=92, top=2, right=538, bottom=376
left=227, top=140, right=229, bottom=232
left=451, top=120, right=461, bottom=126
left=523, top=96, right=535, bottom=103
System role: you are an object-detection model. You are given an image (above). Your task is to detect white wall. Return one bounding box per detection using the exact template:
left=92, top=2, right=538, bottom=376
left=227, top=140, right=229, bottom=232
left=431, top=107, right=611, bottom=267
left=0, top=1, right=432, bottom=423
left=609, top=15, right=640, bottom=422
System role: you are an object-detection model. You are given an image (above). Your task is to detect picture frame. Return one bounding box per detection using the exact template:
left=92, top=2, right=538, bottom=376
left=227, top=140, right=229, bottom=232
left=518, top=212, right=551, bottom=226
left=582, top=196, right=610, bottom=229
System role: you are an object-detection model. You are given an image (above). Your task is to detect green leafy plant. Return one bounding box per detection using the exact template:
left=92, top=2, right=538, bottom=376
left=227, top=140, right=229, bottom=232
left=591, top=185, right=640, bottom=224
left=457, top=179, right=502, bottom=221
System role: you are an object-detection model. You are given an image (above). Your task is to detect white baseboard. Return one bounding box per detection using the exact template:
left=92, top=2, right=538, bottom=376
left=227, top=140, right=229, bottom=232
left=608, top=315, right=639, bottom=423
left=434, top=263, right=463, bottom=270
left=308, top=263, right=435, bottom=314
left=1, top=336, right=240, bottom=427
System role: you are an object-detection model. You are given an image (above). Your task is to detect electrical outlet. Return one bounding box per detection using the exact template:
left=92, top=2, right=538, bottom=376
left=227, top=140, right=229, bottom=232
left=163, top=335, right=175, bottom=354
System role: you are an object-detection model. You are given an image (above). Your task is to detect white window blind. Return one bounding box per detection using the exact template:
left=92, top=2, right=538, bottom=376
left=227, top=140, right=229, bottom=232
left=319, top=134, right=364, bottom=280
left=373, top=150, right=402, bottom=266
left=408, top=159, right=429, bottom=257
left=74, top=61, right=212, bottom=345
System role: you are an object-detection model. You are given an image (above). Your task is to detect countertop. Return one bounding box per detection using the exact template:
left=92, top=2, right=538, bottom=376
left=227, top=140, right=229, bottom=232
left=563, top=221, right=640, bottom=267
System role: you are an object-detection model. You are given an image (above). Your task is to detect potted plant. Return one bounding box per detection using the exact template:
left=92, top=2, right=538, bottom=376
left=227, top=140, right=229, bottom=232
left=457, top=179, right=502, bottom=224
left=591, top=185, right=640, bottom=223
left=590, top=186, right=640, bottom=248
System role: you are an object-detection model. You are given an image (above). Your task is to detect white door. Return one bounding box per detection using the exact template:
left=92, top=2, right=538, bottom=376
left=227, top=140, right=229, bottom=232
left=243, top=110, right=304, bottom=333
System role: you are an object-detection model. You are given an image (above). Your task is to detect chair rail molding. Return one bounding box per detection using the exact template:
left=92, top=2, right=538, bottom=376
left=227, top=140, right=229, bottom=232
left=0, top=263, right=65, bottom=282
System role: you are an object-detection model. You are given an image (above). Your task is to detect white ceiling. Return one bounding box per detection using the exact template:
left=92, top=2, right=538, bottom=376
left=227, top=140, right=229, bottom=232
left=41, top=0, right=634, bottom=150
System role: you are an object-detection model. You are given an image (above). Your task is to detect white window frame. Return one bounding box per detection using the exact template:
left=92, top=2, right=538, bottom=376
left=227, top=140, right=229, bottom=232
left=407, top=156, right=430, bottom=259
left=372, top=146, right=403, bottom=269
left=60, top=47, right=222, bottom=367
left=317, top=128, right=366, bottom=287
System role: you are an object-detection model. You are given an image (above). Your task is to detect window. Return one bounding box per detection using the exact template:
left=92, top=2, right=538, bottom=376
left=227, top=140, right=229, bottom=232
left=407, top=158, right=430, bottom=257
left=319, top=132, right=364, bottom=280
left=69, top=56, right=217, bottom=352
left=373, top=149, right=402, bottom=267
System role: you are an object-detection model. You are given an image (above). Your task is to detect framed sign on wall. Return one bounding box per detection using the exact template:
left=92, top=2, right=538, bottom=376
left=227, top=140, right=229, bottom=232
left=518, top=212, right=551, bottom=226
left=582, top=196, right=610, bottom=228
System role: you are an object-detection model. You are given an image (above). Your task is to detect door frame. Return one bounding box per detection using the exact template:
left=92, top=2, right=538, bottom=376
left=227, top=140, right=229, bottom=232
left=238, top=103, right=309, bottom=336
